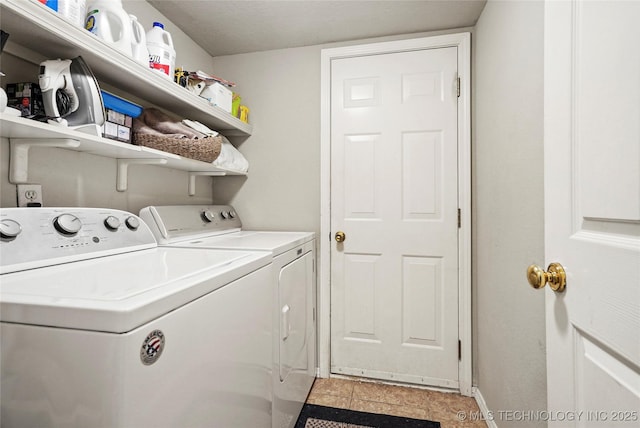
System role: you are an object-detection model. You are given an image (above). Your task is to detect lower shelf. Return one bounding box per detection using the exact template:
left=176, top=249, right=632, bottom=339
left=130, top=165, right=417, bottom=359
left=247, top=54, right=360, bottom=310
left=1, top=113, right=246, bottom=194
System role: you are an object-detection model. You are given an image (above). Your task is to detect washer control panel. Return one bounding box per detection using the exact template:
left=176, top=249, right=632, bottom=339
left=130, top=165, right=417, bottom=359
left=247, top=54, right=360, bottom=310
left=0, top=208, right=157, bottom=274
left=140, top=205, right=242, bottom=244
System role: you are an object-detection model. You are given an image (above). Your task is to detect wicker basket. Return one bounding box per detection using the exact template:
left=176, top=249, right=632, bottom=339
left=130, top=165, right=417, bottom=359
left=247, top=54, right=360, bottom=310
left=133, top=134, right=222, bottom=163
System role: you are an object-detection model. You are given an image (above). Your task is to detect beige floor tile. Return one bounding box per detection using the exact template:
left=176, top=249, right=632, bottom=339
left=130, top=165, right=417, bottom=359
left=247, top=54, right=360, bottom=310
left=309, top=378, right=355, bottom=398
left=307, top=393, right=351, bottom=409
left=352, top=381, right=406, bottom=405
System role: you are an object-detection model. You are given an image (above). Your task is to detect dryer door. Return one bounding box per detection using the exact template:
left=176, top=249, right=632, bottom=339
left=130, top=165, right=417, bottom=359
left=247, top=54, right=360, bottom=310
left=278, top=250, right=313, bottom=383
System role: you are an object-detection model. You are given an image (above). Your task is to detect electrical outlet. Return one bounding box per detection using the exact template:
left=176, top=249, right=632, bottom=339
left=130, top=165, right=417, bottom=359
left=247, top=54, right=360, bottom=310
left=17, top=184, right=43, bottom=207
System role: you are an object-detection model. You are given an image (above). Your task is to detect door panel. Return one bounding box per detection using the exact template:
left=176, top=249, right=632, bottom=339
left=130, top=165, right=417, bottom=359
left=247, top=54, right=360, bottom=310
left=402, top=256, right=442, bottom=347
left=544, top=0, right=640, bottom=423
left=330, top=47, right=459, bottom=387
left=402, top=131, right=442, bottom=219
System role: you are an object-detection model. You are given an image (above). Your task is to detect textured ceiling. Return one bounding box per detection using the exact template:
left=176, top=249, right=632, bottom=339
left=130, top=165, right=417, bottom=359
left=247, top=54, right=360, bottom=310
left=148, top=0, right=486, bottom=57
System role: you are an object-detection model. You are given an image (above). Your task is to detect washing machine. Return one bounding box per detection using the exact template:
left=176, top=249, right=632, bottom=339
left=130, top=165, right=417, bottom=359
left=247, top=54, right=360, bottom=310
left=0, top=207, right=273, bottom=428
left=139, top=204, right=317, bottom=428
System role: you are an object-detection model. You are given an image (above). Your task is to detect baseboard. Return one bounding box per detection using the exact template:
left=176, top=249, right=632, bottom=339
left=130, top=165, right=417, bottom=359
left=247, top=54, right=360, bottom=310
left=473, top=387, right=498, bottom=428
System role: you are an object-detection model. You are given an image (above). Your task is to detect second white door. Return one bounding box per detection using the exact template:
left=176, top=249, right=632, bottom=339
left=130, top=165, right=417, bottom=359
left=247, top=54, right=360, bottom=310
left=330, top=46, right=460, bottom=388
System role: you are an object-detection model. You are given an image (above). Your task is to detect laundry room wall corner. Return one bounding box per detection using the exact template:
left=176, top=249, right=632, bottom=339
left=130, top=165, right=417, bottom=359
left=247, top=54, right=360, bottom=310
left=472, top=0, right=547, bottom=425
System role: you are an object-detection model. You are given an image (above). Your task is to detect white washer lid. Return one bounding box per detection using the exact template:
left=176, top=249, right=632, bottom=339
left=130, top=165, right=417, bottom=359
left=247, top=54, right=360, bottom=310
left=0, top=247, right=270, bottom=333
left=169, top=231, right=315, bottom=256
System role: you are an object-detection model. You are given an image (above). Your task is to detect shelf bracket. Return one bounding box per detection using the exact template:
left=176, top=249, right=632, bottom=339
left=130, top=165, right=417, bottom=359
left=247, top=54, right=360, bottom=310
left=188, top=171, right=226, bottom=196
left=9, top=138, right=81, bottom=183
left=117, top=158, right=168, bottom=192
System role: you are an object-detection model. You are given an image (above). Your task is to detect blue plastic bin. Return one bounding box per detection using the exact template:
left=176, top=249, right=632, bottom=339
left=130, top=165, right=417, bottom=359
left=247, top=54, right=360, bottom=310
left=101, top=90, right=143, bottom=118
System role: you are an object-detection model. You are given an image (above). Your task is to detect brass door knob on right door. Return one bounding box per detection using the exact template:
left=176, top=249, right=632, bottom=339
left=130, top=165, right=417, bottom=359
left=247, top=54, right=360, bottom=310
left=527, top=263, right=566, bottom=292
left=335, top=231, right=346, bottom=242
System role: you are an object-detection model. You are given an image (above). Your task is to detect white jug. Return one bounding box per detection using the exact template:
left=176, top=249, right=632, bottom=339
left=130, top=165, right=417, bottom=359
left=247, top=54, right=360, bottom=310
left=85, top=0, right=132, bottom=56
left=146, top=22, right=176, bottom=80
left=129, top=15, right=149, bottom=66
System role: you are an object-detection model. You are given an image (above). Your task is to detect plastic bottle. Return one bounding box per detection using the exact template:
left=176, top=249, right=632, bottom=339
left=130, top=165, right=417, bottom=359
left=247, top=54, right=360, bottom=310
left=85, top=0, right=133, bottom=56
left=58, top=0, right=86, bottom=28
left=129, top=15, right=149, bottom=66
left=146, top=22, right=176, bottom=80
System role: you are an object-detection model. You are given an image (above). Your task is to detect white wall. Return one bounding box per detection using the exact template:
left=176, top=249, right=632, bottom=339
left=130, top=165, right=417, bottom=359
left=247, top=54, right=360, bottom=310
left=0, top=0, right=216, bottom=213
left=208, top=45, right=321, bottom=232
left=473, top=0, right=547, bottom=425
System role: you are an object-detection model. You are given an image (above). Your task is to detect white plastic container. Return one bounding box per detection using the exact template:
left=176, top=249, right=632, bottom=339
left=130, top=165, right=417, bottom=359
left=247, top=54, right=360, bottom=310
left=200, top=82, right=232, bottom=113
left=58, top=0, right=86, bottom=28
left=129, top=15, right=149, bottom=66
left=85, top=0, right=133, bottom=56
left=146, top=22, right=175, bottom=80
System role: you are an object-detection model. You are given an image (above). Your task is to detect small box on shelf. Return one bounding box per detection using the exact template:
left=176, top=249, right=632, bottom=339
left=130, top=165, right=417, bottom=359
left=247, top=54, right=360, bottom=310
left=102, top=108, right=132, bottom=143
left=200, top=82, right=232, bottom=113
left=99, top=90, right=142, bottom=143
left=5, top=82, right=44, bottom=117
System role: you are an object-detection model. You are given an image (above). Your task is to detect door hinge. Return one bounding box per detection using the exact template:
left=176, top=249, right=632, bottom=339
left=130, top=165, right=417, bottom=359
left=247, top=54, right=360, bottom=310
left=456, top=76, right=461, bottom=97
left=457, top=209, right=461, bottom=228
left=458, top=340, right=462, bottom=360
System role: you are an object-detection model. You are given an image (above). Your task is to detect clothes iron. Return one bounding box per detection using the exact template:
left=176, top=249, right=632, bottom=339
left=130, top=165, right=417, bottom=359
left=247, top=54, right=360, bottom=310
left=39, top=56, right=105, bottom=135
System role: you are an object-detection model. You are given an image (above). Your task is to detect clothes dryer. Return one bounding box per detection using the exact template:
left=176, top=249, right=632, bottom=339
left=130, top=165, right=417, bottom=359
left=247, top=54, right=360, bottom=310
left=140, top=205, right=317, bottom=428
left=0, top=208, right=272, bottom=428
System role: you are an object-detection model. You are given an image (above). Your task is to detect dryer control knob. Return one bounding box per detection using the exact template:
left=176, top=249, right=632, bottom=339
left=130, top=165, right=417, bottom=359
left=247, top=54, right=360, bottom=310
left=104, top=216, right=121, bottom=231
left=229, top=210, right=236, bottom=219
left=0, top=219, right=22, bottom=240
left=221, top=211, right=230, bottom=219
left=201, top=210, right=215, bottom=223
left=125, top=216, right=140, bottom=231
left=54, top=214, right=82, bottom=235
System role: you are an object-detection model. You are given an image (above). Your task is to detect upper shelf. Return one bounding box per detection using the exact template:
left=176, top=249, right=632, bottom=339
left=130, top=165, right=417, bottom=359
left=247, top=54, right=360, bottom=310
left=0, top=0, right=252, bottom=138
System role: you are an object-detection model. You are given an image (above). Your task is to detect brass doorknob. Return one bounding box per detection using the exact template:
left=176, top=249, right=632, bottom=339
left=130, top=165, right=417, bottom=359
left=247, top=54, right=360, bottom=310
left=527, top=263, right=566, bottom=292
left=335, top=231, right=346, bottom=242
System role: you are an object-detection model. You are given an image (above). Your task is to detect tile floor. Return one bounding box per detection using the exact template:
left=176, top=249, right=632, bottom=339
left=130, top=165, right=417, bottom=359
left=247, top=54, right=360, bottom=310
left=306, top=378, right=487, bottom=428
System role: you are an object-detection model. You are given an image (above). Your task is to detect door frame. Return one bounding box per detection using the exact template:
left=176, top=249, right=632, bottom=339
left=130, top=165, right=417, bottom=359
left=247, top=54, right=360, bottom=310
left=319, top=33, right=472, bottom=396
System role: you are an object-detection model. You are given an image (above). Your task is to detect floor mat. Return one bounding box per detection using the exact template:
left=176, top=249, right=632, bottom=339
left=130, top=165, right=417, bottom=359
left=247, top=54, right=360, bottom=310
left=295, top=404, right=441, bottom=428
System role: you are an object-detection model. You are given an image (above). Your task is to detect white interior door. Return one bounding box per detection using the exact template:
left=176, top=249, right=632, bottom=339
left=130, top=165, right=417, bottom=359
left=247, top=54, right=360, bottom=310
left=330, top=47, right=460, bottom=388
left=544, top=0, right=640, bottom=424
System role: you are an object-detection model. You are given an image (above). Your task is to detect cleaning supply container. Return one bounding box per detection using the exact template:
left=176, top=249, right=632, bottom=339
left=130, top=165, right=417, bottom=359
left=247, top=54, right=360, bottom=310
left=146, top=22, right=175, bottom=80
left=129, top=15, right=149, bottom=66
left=85, top=0, right=133, bottom=56
left=58, top=0, right=86, bottom=28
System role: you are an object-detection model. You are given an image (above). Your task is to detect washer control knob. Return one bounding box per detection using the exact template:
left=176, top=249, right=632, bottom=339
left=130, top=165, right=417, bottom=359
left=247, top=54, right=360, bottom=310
left=228, top=210, right=236, bottom=219
left=54, top=214, right=82, bottom=235
left=0, top=219, right=22, bottom=240
left=201, top=210, right=215, bottom=223
left=221, top=211, right=230, bottom=219
left=125, top=216, right=140, bottom=231
left=104, top=216, right=121, bottom=231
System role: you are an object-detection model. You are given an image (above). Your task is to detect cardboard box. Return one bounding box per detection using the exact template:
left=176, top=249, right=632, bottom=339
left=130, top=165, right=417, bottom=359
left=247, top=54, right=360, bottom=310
left=200, top=82, right=232, bottom=113
left=5, top=82, right=45, bottom=117
left=102, top=108, right=133, bottom=143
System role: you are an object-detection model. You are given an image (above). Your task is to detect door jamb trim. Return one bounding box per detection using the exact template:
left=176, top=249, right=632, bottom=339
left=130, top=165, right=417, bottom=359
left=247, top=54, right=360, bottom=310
left=319, top=32, right=473, bottom=396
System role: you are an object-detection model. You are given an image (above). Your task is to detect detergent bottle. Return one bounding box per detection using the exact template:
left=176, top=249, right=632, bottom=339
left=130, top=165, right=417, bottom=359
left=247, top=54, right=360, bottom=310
left=85, top=0, right=133, bottom=56
left=129, top=15, right=149, bottom=66
left=146, top=22, right=176, bottom=80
